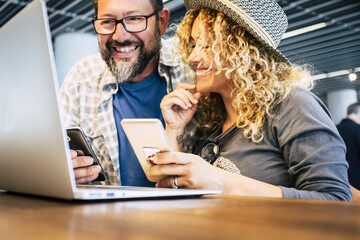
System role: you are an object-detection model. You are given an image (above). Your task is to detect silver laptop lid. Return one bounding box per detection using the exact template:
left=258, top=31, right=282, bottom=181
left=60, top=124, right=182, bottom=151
left=0, top=0, right=75, bottom=199
left=0, top=0, right=221, bottom=200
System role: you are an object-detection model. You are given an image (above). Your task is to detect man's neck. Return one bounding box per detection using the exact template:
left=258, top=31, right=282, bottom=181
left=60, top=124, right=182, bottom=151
left=348, top=114, right=360, bottom=125
left=129, top=56, right=159, bottom=84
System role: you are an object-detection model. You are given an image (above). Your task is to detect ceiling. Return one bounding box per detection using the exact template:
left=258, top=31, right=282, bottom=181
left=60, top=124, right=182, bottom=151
left=1, top=0, right=360, bottom=102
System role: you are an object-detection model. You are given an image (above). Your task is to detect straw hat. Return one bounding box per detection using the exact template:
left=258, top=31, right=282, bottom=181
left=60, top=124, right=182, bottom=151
left=184, top=0, right=290, bottom=64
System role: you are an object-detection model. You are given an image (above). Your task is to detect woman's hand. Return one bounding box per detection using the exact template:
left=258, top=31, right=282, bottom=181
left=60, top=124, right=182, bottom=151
left=148, top=152, right=283, bottom=198
left=147, top=152, right=225, bottom=190
left=160, top=83, right=201, bottom=131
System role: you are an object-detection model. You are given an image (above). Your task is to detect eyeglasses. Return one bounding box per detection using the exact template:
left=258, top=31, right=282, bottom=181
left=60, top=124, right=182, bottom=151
left=200, top=141, right=220, bottom=164
left=92, top=12, right=157, bottom=35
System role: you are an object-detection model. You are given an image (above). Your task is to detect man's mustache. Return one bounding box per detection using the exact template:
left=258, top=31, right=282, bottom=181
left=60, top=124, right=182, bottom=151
left=107, top=40, right=143, bottom=48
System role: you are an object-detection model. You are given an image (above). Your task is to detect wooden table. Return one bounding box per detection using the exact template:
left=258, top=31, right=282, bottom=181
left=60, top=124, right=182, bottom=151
left=0, top=191, right=359, bottom=240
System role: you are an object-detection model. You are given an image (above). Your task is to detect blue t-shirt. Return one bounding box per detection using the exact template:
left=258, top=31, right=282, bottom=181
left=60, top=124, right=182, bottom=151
left=113, top=70, right=167, bottom=186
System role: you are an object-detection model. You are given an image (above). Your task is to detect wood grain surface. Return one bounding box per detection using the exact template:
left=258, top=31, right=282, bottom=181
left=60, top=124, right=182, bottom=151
left=0, top=192, right=359, bottom=240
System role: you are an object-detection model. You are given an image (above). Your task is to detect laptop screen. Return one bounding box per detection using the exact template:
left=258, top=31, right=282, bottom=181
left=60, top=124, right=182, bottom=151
left=0, top=0, right=75, bottom=199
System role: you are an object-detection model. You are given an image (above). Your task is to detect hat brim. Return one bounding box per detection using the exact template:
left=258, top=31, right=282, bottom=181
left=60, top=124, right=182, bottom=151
left=184, top=0, right=290, bottom=65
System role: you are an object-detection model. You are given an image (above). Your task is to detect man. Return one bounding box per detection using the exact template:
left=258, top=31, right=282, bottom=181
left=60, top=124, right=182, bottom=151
left=337, top=102, right=360, bottom=190
left=60, top=0, right=193, bottom=186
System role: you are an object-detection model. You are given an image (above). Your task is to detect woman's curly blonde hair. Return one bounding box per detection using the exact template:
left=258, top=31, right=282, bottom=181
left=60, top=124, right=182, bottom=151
left=175, top=8, right=314, bottom=143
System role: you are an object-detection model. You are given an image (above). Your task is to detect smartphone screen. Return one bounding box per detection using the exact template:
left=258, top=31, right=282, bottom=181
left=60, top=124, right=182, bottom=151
left=66, top=127, right=106, bottom=182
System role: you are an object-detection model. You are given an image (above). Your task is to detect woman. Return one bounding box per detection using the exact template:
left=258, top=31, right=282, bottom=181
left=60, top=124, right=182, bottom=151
left=148, top=0, right=352, bottom=200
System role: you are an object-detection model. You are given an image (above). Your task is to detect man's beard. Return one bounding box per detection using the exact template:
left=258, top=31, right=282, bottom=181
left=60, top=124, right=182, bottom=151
left=100, top=28, right=161, bottom=83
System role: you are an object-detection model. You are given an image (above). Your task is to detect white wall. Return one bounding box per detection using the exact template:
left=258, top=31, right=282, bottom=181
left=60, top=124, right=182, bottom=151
left=54, top=32, right=99, bottom=87
left=327, top=89, right=358, bottom=125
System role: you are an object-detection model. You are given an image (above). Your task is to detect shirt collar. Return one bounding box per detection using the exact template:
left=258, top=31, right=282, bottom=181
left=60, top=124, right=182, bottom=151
left=159, top=37, right=182, bottom=68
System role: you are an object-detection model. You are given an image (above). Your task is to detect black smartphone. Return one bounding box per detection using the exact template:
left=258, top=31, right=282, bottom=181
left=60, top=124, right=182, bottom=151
left=66, top=127, right=106, bottom=182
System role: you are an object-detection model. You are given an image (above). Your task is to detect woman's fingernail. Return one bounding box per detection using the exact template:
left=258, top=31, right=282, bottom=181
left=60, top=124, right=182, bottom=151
left=146, top=154, right=158, bottom=166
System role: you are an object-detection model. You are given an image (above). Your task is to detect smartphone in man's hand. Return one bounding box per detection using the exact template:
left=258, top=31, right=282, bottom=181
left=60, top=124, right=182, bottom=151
left=66, top=127, right=106, bottom=182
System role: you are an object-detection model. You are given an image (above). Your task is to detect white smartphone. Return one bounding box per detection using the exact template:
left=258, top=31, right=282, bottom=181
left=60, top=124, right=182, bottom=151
left=120, top=119, right=173, bottom=182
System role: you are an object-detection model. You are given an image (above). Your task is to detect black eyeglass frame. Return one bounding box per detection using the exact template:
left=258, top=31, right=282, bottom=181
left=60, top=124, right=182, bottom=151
left=92, top=11, right=157, bottom=35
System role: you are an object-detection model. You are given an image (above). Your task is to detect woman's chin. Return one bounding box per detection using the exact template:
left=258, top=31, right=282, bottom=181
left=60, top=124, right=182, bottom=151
left=195, top=87, right=209, bottom=95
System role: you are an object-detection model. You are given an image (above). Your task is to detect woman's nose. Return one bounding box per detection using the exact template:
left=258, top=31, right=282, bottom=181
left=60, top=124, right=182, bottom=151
left=188, top=47, right=201, bottom=67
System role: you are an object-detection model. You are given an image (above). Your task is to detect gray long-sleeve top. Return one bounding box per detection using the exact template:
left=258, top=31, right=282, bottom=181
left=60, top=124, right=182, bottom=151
left=186, top=88, right=352, bottom=200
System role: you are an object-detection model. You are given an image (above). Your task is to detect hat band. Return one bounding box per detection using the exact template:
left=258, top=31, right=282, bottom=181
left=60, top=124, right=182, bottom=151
left=220, top=0, right=276, bottom=48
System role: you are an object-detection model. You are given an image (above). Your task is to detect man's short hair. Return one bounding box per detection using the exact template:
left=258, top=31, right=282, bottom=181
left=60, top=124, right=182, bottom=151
left=93, top=0, right=164, bottom=18
left=347, top=102, right=360, bottom=115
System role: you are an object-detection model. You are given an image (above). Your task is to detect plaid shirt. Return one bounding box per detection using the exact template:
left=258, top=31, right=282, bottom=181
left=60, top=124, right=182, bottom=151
left=60, top=38, right=195, bottom=185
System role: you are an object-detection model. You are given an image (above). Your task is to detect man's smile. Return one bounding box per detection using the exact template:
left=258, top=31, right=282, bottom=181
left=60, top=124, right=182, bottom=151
left=112, top=45, right=138, bottom=53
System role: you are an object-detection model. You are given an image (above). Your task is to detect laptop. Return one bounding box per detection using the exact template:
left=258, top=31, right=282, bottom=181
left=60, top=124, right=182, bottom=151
left=0, top=0, right=220, bottom=200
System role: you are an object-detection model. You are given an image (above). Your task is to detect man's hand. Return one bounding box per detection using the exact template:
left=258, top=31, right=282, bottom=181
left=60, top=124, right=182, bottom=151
left=70, top=149, right=101, bottom=184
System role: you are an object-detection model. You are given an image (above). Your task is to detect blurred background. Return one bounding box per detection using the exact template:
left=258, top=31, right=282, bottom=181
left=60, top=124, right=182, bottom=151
left=1, top=0, right=360, bottom=123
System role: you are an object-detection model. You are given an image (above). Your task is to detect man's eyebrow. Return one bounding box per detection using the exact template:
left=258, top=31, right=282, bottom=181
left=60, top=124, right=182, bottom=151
left=124, top=10, right=146, bottom=16
left=98, top=14, right=116, bottom=19
left=98, top=11, right=145, bottom=19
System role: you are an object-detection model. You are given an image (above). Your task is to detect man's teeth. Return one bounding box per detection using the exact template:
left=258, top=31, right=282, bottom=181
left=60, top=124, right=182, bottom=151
left=114, top=46, right=136, bottom=53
